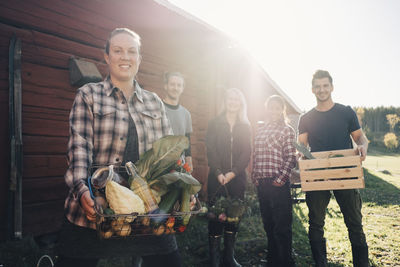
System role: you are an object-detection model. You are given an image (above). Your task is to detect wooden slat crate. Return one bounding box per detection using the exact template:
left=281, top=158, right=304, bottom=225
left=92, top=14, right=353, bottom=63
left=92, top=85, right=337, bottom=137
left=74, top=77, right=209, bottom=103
left=298, top=149, right=364, bottom=191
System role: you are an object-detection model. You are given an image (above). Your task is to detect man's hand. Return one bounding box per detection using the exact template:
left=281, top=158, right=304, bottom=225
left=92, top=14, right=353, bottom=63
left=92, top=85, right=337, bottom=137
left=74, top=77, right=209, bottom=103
left=356, top=145, right=367, bottom=161
left=351, top=129, right=368, bottom=161
left=224, top=172, right=236, bottom=184
left=80, top=191, right=96, bottom=222
left=217, top=174, right=226, bottom=185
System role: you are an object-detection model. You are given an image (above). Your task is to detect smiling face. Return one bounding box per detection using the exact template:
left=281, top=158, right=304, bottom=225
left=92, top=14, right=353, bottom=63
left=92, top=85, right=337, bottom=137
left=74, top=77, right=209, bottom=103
left=104, top=33, right=141, bottom=84
left=266, top=100, right=284, bottom=122
left=312, top=77, right=333, bottom=103
left=164, top=75, right=184, bottom=102
left=225, top=90, right=242, bottom=114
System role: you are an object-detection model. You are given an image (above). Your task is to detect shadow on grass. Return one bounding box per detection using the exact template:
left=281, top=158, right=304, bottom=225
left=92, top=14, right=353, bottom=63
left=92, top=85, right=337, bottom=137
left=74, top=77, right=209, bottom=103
left=176, top=185, right=348, bottom=267
left=175, top=169, right=399, bottom=267
left=361, top=168, right=400, bottom=205
left=367, top=148, right=399, bottom=157
left=0, top=236, right=38, bottom=266
left=9, top=173, right=394, bottom=267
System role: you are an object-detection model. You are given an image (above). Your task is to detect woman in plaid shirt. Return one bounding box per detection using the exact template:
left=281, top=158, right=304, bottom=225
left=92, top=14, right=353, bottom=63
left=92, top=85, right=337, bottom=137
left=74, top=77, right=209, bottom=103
left=55, top=28, right=181, bottom=267
left=252, top=95, right=297, bottom=267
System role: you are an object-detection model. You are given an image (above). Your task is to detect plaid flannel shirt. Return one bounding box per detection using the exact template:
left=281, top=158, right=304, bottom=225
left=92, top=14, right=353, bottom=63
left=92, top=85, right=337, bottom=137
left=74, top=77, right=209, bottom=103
left=252, top=121, right=296, bottom=184
left=64, top=78, right=172, bottom=228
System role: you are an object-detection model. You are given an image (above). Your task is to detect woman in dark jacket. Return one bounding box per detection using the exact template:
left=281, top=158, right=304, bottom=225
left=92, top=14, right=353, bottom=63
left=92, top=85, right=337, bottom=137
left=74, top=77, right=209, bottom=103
left=206, top=88, right=252, bottom=267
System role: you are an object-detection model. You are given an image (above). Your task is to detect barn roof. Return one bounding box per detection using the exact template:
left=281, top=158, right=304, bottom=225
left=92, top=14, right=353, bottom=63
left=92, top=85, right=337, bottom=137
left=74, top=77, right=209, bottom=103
left=0, top=0, right=303, bottom=239
left=154, top=0, right=302, bottom=114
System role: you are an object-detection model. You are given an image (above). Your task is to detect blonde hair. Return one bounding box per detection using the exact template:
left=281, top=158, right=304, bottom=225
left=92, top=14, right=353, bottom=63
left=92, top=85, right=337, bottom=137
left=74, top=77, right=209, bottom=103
left=221, top=88, right=250, bottom=124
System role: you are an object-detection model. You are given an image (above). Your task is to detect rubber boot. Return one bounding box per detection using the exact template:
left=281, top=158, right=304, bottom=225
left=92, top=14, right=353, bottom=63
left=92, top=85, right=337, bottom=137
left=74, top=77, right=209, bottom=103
left=309, top=239, right=327, bottom=267
left=221, top=231, right=241, bottom=267
left=209, top=234, right=222, bottom=267
left=351, top=245, right=370, bottom=267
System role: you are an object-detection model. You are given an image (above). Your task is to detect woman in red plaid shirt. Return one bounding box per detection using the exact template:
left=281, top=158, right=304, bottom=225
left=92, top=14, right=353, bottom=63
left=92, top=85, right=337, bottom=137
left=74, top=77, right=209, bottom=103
left=252, top=95, right=297, bottom=267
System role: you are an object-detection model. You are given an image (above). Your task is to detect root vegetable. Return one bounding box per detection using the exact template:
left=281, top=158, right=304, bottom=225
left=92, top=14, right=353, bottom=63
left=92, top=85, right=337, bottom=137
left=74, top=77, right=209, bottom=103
left=115, top=224, right=132, bottom=237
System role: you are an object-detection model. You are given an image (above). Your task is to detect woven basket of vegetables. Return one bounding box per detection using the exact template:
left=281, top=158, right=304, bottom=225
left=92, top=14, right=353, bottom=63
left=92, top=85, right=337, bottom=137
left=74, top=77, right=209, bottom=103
left=201, top=186, right=247, bottom=225
left=89, top=136, right=203, bottom=239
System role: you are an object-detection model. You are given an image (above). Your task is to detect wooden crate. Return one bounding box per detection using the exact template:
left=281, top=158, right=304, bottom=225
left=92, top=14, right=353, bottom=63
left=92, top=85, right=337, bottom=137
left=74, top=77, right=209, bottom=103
left=298, top=149, right=364, bottom=191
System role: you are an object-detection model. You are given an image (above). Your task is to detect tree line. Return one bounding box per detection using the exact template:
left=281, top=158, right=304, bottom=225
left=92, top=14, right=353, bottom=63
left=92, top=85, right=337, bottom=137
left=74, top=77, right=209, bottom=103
left=355, top=106, right=400, bottom=151
left=355, top=106, right=400, bottom=133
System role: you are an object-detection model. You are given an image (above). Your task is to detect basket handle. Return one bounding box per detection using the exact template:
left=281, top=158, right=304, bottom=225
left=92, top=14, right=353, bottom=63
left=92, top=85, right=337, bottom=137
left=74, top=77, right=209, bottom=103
left=88, top=176, right=95, bottom=199
left=88, top=165, right=115, bottom=199
left=209, top=184, right=232, bottom=204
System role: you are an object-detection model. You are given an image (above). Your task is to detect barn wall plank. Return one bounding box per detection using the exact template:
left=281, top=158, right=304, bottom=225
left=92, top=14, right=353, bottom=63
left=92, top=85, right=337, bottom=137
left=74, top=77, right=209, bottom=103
left=0, top=1, right=106, bottom=47
left=23, top=155, right=67, bottom=178
left=22, top=200, right=65, bottom=236
left=23, top=177, right=68, bottom=204
left=0, top=0, right=226, bottom=239
left=23, top=136, right=67, bottom=155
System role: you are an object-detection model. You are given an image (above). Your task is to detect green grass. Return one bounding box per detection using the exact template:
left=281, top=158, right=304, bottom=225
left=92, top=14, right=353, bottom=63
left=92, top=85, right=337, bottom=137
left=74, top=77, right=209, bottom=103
left=1, top=152, right=400, bottom=266
left=364, top=149, right=400, bottom=177
left=175, top=152, right=400, bottom=267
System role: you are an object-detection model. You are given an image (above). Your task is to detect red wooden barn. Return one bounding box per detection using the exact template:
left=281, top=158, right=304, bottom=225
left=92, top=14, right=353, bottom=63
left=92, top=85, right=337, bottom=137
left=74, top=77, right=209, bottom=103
left=0, top=0, right=301, bottom=240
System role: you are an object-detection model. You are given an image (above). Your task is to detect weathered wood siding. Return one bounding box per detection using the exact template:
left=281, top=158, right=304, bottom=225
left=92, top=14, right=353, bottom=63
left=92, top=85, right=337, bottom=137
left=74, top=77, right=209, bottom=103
left=0, top=0, right=213, bottom=239
left=0, top=0, right=299, bottom=239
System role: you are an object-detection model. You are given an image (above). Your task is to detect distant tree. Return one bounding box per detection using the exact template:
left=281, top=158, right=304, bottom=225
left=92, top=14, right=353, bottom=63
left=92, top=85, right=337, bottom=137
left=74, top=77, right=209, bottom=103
left=356, top=107, right=365, bottom=126
left=354, top=107, right=400, bottom=134
left=386, top=114, right=400, bottom=133
left=383, top=132, right=398, bottom=151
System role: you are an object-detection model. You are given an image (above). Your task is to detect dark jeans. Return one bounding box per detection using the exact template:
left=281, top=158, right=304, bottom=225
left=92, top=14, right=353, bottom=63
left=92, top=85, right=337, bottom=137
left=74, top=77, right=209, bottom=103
left=306, top=189, right=367, bottom=247
left=55, top=256, right=98, bottom=267
left=142, top=249, right=181, bottom=267
left=55, top=218, right=180, bottom=266
left=56, top=250, right=181, bottom=267
left=208, top=220, right=239, bottom=236
left=257, top=179, right=295, bottom=267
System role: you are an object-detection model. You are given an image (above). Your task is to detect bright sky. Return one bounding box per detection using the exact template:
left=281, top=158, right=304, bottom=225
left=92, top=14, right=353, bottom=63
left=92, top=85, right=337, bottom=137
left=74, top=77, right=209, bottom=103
left=170, top=0, right=400, bottom=112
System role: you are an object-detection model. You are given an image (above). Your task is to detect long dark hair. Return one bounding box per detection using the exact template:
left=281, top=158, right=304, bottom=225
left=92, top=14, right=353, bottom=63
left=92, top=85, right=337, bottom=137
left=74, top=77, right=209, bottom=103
left=264, top=94, right=288, bottom=124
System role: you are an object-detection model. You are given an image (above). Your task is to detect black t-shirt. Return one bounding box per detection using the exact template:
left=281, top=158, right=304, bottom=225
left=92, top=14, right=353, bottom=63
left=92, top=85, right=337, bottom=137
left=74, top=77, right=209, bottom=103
left=298, top=103, right=360, bottom=152
left=122, top=114, right=139, bottom=165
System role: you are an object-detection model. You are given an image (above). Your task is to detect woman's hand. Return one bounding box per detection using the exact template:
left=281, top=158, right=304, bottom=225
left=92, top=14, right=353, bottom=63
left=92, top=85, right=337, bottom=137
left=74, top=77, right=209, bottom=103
left=80, top=191, right=96, bottom=222
left=224, top=172, right=236, bottom=184
left=272, top=178, right=285, bottom=187
left=217, top=174, right=226, bottom=185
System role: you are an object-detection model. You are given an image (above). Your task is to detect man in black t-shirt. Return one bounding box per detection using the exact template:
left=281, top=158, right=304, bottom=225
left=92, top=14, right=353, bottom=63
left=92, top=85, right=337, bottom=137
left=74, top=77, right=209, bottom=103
left=298, top=70, right=369, bottom=267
